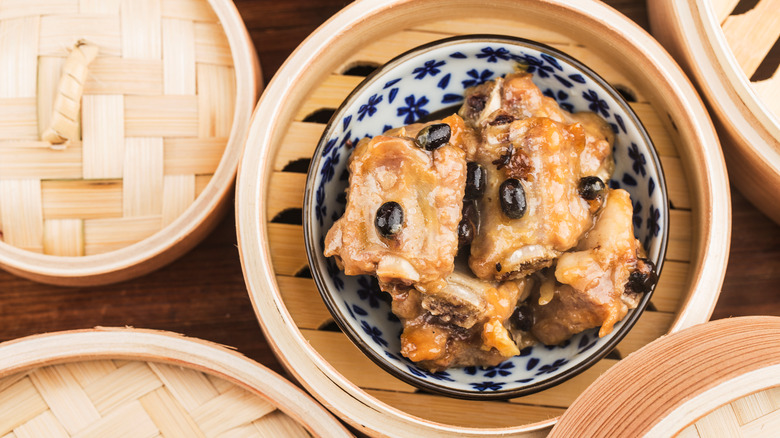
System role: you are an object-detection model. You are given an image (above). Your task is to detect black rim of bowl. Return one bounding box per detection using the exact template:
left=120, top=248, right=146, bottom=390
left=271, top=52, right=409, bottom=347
left=303, top=34, right=669, bottom=401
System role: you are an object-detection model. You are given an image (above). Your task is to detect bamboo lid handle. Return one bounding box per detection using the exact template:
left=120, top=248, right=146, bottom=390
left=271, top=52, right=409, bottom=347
left=41, top=40, right=99, bottom=150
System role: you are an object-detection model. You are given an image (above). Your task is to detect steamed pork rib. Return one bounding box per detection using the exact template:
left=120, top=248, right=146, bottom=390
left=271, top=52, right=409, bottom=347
left=384, top=271, right=533, bottom=371
left=459, top=72, right=615, bottom=281
left=323, top=117, right=468, bottom=287
left=530, top=189, right=648, bottom=345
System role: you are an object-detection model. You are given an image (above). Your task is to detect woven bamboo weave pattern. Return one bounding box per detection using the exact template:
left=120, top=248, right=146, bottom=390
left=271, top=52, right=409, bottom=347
left=264, top=17, right=697, bottom=429
left=0, top=0, right=236, bottom=256
left=678, top=386, right=780, bottom=437
left=0, top=360, right=311, bottom=437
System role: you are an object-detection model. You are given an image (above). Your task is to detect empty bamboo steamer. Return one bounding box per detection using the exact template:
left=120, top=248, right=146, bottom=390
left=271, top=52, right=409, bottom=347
left=0, top=328, right=351, bottom=437
left=0, top=0, right=260, bottom=285
left=649, top=0, right=780, bottom=224
left=236, top=0, right=731, bottom=436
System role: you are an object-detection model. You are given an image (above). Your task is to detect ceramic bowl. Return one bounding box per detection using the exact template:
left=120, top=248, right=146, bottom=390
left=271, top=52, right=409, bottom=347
left=303, top=35, right=668, bottom=399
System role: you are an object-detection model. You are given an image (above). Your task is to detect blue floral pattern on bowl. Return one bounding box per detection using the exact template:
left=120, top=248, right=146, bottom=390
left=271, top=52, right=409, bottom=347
left=304, top=35, right=668, bottom=399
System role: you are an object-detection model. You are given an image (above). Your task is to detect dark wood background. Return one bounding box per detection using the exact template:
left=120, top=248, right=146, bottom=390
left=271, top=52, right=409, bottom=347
left=0, top=0, right=777, bottom=380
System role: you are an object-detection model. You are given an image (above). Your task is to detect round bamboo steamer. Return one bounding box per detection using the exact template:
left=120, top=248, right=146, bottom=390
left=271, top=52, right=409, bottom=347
left=0, top=328, right=351, bottom=437
left=649, top=0, right=780, bottom=224
left=236, top=0, right=731, bottom=436
left=550, top=316, right=780, bottom=437
left=0, top=0, right=260, bottom=286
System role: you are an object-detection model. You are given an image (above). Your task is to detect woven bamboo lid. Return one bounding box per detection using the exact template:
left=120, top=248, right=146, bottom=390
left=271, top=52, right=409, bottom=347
left=0, top=0, right=260, bottom=285
left=0, top=328, right=351, bottom=437
left=550, top=316, right=780, bottom=437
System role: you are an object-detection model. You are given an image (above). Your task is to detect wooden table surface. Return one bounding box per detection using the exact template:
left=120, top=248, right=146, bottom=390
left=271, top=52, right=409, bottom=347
left=0, top=0, right=778, bottom=383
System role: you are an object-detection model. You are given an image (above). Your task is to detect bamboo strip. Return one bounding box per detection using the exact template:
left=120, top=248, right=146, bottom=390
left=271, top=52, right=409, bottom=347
left=677, top=424, right=699, bottom=438
left=148, top=362, right=220, bottom=413
left=276, top=276, right=332, bottom=329
left=711, top=0, right=740, bottom=23
left=195, top=174, right=212, bottom=197
left=82, top=362, right=162, bottom=415
left=83, top=216, right=161, bottom=255
left=252, top=411, right=311, bottom=438
left=41, top=180, right=123, bottom=220
left=162, top=174, right=196, bottom=227
left=79, top=0, right=120, bottom=15
left=194, top=22, right=233, bottom=66
left=84, top=58, right=163, bottom=96
left=659, top=156, right=690, bottom=209
left=206, top=374, right=234, bottom=395
left=628, top=102, right=678, bottom=158
left=368, top=389, right=565, bottom=428
left=668, top=209, right=692, bottom=262
left=694, top=403, right=742, bottom=437
left=0, top=17, right=40, bottom=98
left=162, top=18, right=196, bottom=95
left=190, top=386, right=276, bottom=437
left=161, top=0, right=218, bottom=22
left=139, top=387, right=205, bottom=438
left=0, top=180, right=44, bottom=253
left=82, top=95, right=125, bottom=179
left=120, top=0, right=162, bottom=60
left=214, top=424, right=259, bottom=438
left=0, top=378, right=48, bottom=435
left=163, top=138, right=226, bottom=175
left=722, top=0, right=780, bottom=76
left=267, top=223, right=307, bottom=276
left=13, top=411, right=69, bottom=438
left=267, top=173, right=305, bottom=219
left=295, top=75, right=364, bottom=121
left=124, top=95, right=199, bottom=137
left=38, top=15, right=121, bottom=57
left=0, top=373, right=26, bottom=394
left=0, top=98, right=38, bottom=140
left=43, top=219, right=84, bottom=256
left=303, top=330, right=416, bottom=392
left=732, top=390, right=776, bottom=425
left=0, top=141, right=82, bottom=180
left=197, top=64, right=236, bottom=137
left=615, top=310, right=675, bottom=356
left=37, top=57, right=65, bottom=138
left=741, top=406, right=780, bottom=437
left=0, top=0, right=77, bottom=20
left=29, top=366, right=100, bottom=435
left=65, top=361, right=118, bottom=388
left=650, top=260, right=689, bottom=313
left=273, top=122, right=324, bottom=171
left=123, top=137, right=164, bottom=217
left=71, top=400, right=159, bottom=438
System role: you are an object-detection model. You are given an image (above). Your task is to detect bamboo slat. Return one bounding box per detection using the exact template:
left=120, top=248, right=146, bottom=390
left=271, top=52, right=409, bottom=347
left=0, top=0, right=254, bottom=285
left=721, top=0, right=780, bottom=77
left=237, top=2, right=729, bottom=436
left=0, top=329, right=347, bottom=437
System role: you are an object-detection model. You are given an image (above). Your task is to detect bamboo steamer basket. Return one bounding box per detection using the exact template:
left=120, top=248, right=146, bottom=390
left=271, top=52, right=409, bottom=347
left=649, top=0, right=780, bottom=224
left=0, top=0, right=260, bottom=286
left=550, top=316, right=780, bottom=437
left=236, top=0, right=731, bottom=436
left=0, top=328, right=351, bottom=437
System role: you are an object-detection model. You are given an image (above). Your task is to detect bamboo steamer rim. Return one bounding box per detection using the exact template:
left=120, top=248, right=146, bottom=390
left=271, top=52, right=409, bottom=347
left=0, top=0, right=261, bottom=286
left=236, top=0, right=731, bottom=436
left=549, top=316, right=780, bottom=437
left=0, top=327, right=351, bottom=437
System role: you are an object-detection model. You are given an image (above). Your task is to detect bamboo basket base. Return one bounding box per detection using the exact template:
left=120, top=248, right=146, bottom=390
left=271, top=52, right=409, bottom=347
left=0, top=359, right=309, bottom=438
left=0, top=0, right=237, bottom=257
left=264, top=16, right=696, bottom=430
